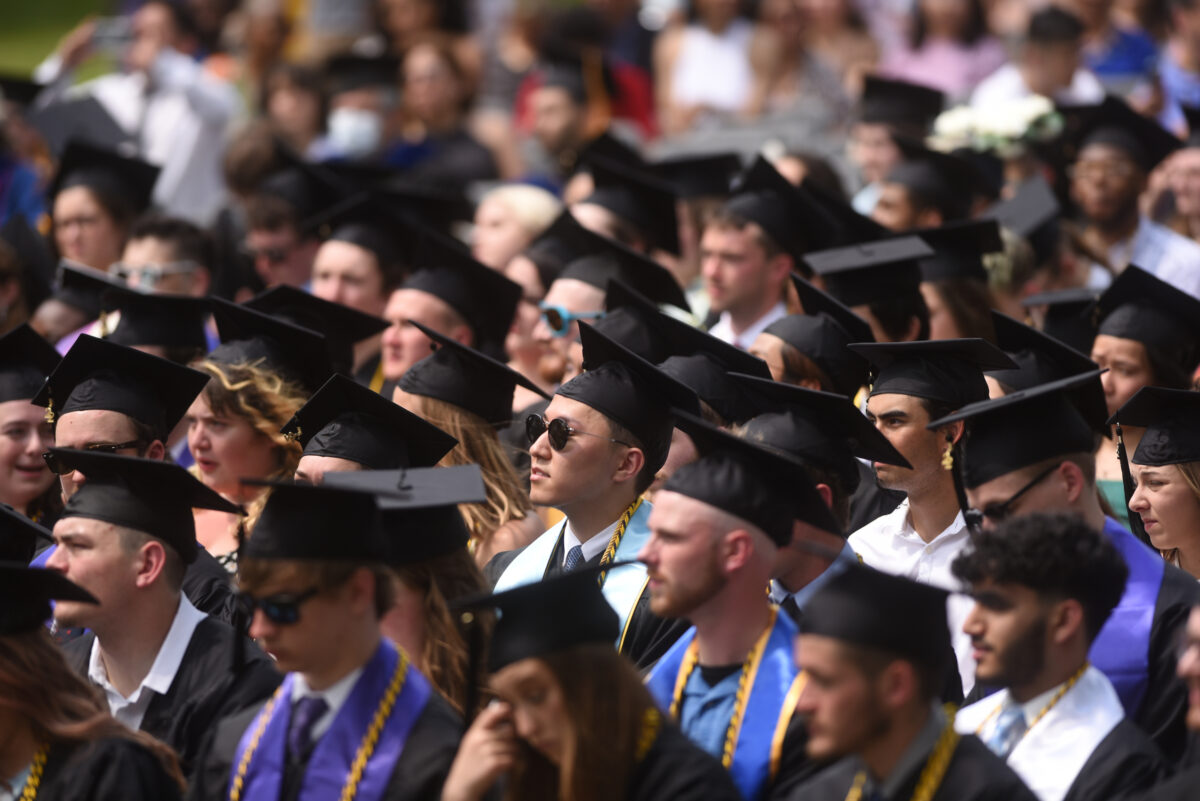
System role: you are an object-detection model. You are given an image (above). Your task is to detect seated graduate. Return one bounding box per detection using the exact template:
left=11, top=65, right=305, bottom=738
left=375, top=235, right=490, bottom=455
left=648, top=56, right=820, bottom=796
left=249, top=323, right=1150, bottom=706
left=441, top=568, right=743, bottom=801
left=641, top=412, right=843, bottom=801
left=485, top=322, right=700, bottom=670
left=42, top=450, right=282, bottom=779
left=192, top=482, right=462, bottom=801
left=1133, top=604, right=1200, bottom=797
left=0, top=565, right=185, bottom=801
left=953, top=512, right=1166, bottom=801
left=0, top=325, right=62, bottom=527
left=932, top=370, right=1200, bottom=762
left=790, top=563, right=1038, bottom=801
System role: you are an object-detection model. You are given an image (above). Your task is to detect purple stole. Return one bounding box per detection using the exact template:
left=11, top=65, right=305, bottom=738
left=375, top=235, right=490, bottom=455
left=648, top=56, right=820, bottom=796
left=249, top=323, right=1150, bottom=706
left=229, top=639, right=431, bottom=801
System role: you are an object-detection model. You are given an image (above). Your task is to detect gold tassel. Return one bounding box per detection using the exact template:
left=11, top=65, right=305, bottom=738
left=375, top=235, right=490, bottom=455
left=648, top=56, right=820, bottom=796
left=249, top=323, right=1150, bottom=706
left=44, top=397, right=54, bottom=424
left=941, top=447, right=954, bottom=471
left=282, top=426, right=301, bottom=443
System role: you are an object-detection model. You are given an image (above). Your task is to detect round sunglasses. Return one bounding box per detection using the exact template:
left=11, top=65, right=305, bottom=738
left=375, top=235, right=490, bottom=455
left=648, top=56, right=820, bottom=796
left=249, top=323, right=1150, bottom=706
left=539, top=304, right=604, bottom=338
left=525, top=414, right=633, bottom=451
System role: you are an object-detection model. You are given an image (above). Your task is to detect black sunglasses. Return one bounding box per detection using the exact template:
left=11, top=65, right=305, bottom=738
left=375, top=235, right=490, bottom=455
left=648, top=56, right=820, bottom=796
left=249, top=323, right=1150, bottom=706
left=42, top=440, right=143, bottom=475
left=236, top=587, right=320, bottom=625
left=525, top=414, right=633, bottom=451
left=965, top=462, right=1062, bottom=530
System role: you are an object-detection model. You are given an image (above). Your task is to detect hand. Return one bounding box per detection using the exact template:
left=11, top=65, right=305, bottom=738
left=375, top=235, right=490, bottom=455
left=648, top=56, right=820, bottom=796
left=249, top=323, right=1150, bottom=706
left=58, top=18, right=97, bottom=70
left=441, top=702, right=519, bottom=801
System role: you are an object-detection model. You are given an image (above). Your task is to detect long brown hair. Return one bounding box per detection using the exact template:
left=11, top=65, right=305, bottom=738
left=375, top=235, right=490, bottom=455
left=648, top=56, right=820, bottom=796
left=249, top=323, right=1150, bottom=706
left=0, top=628, right=184, bottom=790
left=503, top=646, right=659, bottom=801
left=1157, top=461, right=1200, bottom=568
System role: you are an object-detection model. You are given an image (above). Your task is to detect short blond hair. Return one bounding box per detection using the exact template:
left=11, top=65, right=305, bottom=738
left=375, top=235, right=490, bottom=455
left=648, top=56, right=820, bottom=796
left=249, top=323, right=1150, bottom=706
left=480, top=184, right=562, bottom=238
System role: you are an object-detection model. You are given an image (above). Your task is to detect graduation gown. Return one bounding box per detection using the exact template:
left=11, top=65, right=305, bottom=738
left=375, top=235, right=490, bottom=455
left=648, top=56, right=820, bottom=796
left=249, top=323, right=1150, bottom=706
left=1131, top=763, right=1200, bottom=800
left=63, top=616, right=282, bottom=779
left=38, top=737, right=183, bottom=801
left=626, top=720, right=744, bottom=801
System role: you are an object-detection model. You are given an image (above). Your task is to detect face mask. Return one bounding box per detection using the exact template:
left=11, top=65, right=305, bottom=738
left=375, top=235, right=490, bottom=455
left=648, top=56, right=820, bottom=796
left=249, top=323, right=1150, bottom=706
left=327, top=107, right=383, bottom=158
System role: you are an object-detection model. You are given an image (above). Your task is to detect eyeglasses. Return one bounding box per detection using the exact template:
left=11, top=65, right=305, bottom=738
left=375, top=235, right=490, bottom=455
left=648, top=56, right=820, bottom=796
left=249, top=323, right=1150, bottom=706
left=1068, top=160, right=1137, bottom=181
left=964, top=462, right=1062, bottom=530
left=525, top=414, right=633, bottom=451
left=236, top=587, right=320, bottom=625
left=110, top=260, right=199, bottom=290
left=240, top=244, right=293, bottom=265
left=42, top=440, right=144, bottom=475
left=539, top=304, right=604, bottom=338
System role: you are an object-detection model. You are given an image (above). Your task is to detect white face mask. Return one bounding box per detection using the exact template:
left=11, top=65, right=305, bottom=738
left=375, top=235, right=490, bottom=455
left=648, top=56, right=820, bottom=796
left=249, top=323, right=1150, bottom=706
left=327, top=107, right=383, bottom=158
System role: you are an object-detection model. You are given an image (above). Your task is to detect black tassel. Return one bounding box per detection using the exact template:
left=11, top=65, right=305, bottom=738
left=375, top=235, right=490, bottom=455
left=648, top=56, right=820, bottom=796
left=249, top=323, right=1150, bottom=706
left=1116, top=423, right=1152, bottom=547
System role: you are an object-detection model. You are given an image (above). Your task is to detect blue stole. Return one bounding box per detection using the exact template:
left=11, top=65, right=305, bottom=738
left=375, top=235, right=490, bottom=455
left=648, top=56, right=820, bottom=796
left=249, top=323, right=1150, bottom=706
left=645, top=610, right=800, bottom=801
left=1090, top=517, right=1164, bottom=717
left=229, top=640, right=431, bottom=801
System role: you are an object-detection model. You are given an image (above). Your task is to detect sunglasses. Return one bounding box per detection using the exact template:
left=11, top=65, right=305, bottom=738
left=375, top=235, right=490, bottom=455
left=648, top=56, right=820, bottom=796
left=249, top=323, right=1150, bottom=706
left=539, top=304, right=604, bottom=338
left=236, top=587, right=320, bottom=625
left=110, top=260, right=199, bottom=290
left=43, top=441, right=143, bottom=475
left=525, top=414, right=633, bottom=451
left=964, top=462, right=1062, bottom=531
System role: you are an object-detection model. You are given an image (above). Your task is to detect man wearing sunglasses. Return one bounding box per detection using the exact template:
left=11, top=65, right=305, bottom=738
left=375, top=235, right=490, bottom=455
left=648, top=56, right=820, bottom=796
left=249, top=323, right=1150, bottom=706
left=114, top=214, right=213, bottom=297
left=930, top=370, right=1200, bottom=763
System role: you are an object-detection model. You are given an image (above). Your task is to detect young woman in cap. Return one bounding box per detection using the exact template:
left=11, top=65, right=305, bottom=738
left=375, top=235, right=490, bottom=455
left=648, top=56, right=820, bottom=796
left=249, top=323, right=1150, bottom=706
left=0, top=326, right=61, bottom=526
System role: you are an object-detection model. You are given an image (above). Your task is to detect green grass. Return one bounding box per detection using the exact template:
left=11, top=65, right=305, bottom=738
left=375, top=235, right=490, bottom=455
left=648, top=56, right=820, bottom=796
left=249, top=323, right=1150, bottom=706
left=0, top=1, right=122, bottom=78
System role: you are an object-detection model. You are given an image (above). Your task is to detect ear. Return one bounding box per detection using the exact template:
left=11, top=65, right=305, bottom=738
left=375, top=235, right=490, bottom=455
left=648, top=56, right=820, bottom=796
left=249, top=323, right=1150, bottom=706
left=903, top=314, right=922, bottom=342
left=348, top=567, right=378, bottom=615
left=815, top=483, right=834, bottom=510
left=877, top=659, right=920, bottom=711
left=719, top=529, right=755, bottom=574
left=133, top=539, right=168, bottom=589
left=1048, top=598, right=1087, bottom=646
left=768, top=252, right=794, bottom=286
left=1059, top=460, right=1086, bottom=504
left=145, top=439, right=167, bottom=461
left=452, top=324, right=474, bottom=347
left=944, top=419, right=965, bottom=446
left=610, top=445, right=646, bottom=487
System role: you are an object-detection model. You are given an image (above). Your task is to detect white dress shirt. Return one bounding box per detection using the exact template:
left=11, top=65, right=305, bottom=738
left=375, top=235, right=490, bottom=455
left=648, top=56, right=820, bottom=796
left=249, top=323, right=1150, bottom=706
left=1087, top=218, right=1200, bottom=300
left=707, top=301, right=787, bottom=350
left=289, top=664, right=366, bottom=742
left=848, top=499, right=976, bottom=692
left=562, top=516, right=620, bottom=567
left=88, top=595, right=207, bottom=730
left=970, top=63, right=1105, bottom=109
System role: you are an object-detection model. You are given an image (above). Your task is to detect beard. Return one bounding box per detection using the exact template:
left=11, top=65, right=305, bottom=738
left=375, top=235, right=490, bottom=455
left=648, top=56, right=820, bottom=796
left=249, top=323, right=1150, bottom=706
left=981, top=617, right=1047, bottom=689
left=650, top=544, right=727, bottom=618
left=537, top=349, right=567, bottom=385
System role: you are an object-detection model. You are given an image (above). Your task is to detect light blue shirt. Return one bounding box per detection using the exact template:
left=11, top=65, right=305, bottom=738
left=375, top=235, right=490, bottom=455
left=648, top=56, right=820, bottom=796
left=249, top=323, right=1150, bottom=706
left=770, top=540, right=858, bottom=613
left=679, top=666, right=742, bottom=759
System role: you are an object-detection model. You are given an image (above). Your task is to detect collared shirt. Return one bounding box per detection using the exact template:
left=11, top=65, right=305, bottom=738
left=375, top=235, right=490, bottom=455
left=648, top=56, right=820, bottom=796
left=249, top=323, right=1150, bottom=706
left=88, top=595, right=207, bottom=730
left=863, top=703, right=947, bottom=799
left=679, top=667, right=742, bottom=758
left=770, top=540, right=858, bottom=612
left=707, top=301, right=787, bottom=350
left=1094, top=218, right=1200, bottom=301
left=562, top=516, right=620, bottom=567
left=290, top=664, right=365, bottom=742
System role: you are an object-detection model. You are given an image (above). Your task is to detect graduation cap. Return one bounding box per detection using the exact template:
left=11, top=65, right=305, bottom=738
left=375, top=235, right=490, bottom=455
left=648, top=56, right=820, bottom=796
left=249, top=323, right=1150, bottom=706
left=51, top=450, right=241, bottom=563
left=324, top=52, right=400, bottom=94
left=665, top=410, right=842, bottom=544
left=375, top=179, right=476, bottom=232
left=33, top=335, right=209, bottom=440
left=909, top=219, right=1004, bottom=283
left=556, top=224, right=690, bottom=312
left=258, top=147, right=345, bottom=225
left=575, top=130, right=644, bottom=171
left=0, top=565, right=96, bottom=636
left=306, top=192, right=407, bottom=274
left=283, top=373, right=457, bottom=469
left=1, top=214, right=54, bottom=307
left=208, top=297, right=334, bottom=392
left=801, top=174, right=890, bottom=245
left=987, top=311, right=1097, bottom=392
left=48, top=140, right=159, bottom=213
left=981, top=176, right=1061, bottom=267
left=654, top=152, right=742, bottom=199
left=929, top=370, right=1106, bottom=489
left=859, top=75, right=945, bottom=133
left=0, top=503, right=53, bottom=563
left=50, top=263, right=127, bottom=321
left=579, top=155, right=680, bottom=254
left=1020, top=287, right=1099, bottom=356
left=324, top=464, right=487, bottom=565
left=804, top=236, right=932, bottom=308
left=0, top=324, right=59, bottom=403
left=849, top=338, right=1017, bottom=409
left=885, top=138, right=979, bottom=222
left=1094, top=266, right=1200, bottom=375
left=242, top=481, right=388, bottom=562
left=27, top=99, right=132, bottom=157
left=1064, top=95, right=1181, bottom=172
left=1110, top=386, right=1200, bottom=467
left=801, top=561, right=951, bottom=668
left=101, top=286, right=210, bottom=351
left=559, top=322, right=700, bottom=475
left=521, top=211, right=594, bottom=292
left=245, top=285, right=388, bottom=376
left=0, top=72, right=45, bottom=107
left=723, top=156, right=843, bottom=266
left=398, top=321, right=550, bottom=427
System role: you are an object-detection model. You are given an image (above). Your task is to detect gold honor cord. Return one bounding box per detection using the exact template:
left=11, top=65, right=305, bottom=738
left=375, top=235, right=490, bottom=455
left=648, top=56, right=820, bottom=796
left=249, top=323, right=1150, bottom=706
left=845, top=705, right=960, bottom=801
left=974, top=662, right=1090, bottom=742
left=597, top=498, right=643, bottom=588
left=18, top=744, right=48, bottom=801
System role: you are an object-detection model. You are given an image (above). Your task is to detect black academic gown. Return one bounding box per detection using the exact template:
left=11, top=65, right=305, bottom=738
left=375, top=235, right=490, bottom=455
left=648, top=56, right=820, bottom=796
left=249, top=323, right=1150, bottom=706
left=1131, top=762, right=1200, bottom=800
left=38, top=737, right=183, bottom=801
left=188, top=687, right=463, bottom=801
left=1061, top=719, right=1166, bottom=801
left=63, top=616, right=282, bottom=779
left=626, top=721, right=743, bottom=801
left=790, top=734, right=1038, bottom=801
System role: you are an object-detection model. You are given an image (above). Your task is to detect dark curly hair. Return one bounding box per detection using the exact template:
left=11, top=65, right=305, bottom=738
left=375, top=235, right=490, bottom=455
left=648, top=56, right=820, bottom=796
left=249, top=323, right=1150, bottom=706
left=951, top=512, right=1128, bottom=643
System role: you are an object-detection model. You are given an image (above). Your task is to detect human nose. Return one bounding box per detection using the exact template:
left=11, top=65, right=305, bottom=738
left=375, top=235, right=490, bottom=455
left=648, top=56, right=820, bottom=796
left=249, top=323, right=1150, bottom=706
left=1129, top=482, right=1149, bottom=514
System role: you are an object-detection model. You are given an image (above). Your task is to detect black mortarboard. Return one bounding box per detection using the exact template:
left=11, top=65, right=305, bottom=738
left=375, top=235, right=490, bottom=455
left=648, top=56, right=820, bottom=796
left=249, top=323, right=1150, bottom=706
left=307, top=193, right=406, bottom=274
left=1021, top=287, right=1099, bottom=356
left=654, top=152, right=742, bottom=198
left=859, top=75, right=944, bottom=132
left=850, top=338, right=1017, bottom=409
left=324, top=464, right=486, bottom=565
left=557, top=224, right=690, bottom=312
left=1066, top=96, right=1181, bottom=172
left=1110, top=387, right=1200, bottom=466
left=981, top=176, right=1061, bottom=266
left=765, top=275, right=874, bottom=397
left=398, top=321, right=550, bottom=427
left=0, top=73, right=45, bottom=107
left=1, top=214, right=54, bottom=307
left=580, top=155, right=680, bottom=254
left=245, top=285, right=388, bottom=376
left=930, top=370, right=1106, bottom=488
left=801, top=561, right=951, bottom=666
left=575, top=131, right=644, bottom=171
left=325, top=52, right=400, bottom=94
left=33, top=336, right=208, bottom=439
left=559, top=322, right=700, bottom=475
left=375, top=179, right=476, bottom=233
left=51, top=264, right=127, bottom=320
left=0, top=324, right=59, bottom=403
left=208, top=298, right=333, bottom=392
left=666, top=410, right=841, bottom=544
left=48, top=140, right=159, bottom=213
left=724, top=156, right=843, bottom=266
left=1095, top=266, right=1200, bottom=375
left=886, top=138, right=979, bottom=221
left=283, top=373, right=457, bottom=469
left=801, top=175, right=889, bottom=244
left=454, top=566, right=619, bottom=671
left=0, top=503, right=52, bottom=563
left=242, top=481, right=387, bottom=562
left=0, top=565, right=96, bottom=636
left=27, top=99, right=132, bottom=157
left=258, top=147, right=344, bottom=225
left=910, top=219, right=1004, bottom=283
left=102, top=286, right=210, bottom=350
left=521, top=211, right=593, bottom=292
left=52, top=450, right=241, bottom=563
left=987, top=311, right=1096, bottom=392
left=804, top=236, right=932, bottom=308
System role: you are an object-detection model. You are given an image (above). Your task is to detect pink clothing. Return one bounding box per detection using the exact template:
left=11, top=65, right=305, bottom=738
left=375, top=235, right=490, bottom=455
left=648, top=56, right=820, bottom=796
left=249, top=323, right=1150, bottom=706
left=881, top=37, right=1010, bottom=99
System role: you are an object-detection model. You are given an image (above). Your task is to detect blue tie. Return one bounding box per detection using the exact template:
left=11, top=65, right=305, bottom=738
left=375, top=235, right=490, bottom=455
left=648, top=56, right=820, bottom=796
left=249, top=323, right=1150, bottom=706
left=288, top=695, right=329, bottom=758
left=564, top=544, right=584, bottom=572
left=985, top=703, right=1026, bottom=759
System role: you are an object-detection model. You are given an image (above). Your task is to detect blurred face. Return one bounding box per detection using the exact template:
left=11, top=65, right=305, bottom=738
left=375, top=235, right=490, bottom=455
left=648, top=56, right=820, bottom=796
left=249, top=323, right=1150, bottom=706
left=294, top=454, right=363, bottom=486
left=641, top=491, right=728, bottom=618
left=46, top=517, right=131, bottom=629
left=53, top=186, right=125, bottom=271
left=505, top=254, right=548, bottom=361
left=473, top=197, right=533, bottom=270
left=570, top=202, right=626, bottom=245
left=380, top=0, right=437, bottom=41
left=871, top=183, right=920, bottom=231
left=647, top=428, right=699, bottom=500
left=246, top=226, right=315, bottom=289
left=533, top=278, right=604, bottom=385
left=864, top=394, right=942, bottom=493
left=268, top=81, right=323, bottom=146
left=920, top=283, right=962, bottom=341
left=965, top=465, right=1070, bottom=532
left=29, top=299, right=90, bottom=344
left=1070, top=144, right=1144, bottom=228
left=186, top=394, right=280, bottom=498
left=700, top=223, right=774, bottom=317
left=247, top=567, right=366, bottom=675
left=490, top=658, right=570, bottom=764
left=695, top=0, right=741, bottom=25
left=1025, top=43, right=1081, bottom=94
left=380, top=288, right=465, bottom=381
left=527, top=396, right=628, bottom=508
left=962, top=579, right=1049, bottom=689
left=0, top=400, right=54, bottom=513
left=1177, top=607, right=1200, bottom=730
left=529, top=86, right=583, bottom=159
left=919, top=0, right=970, bottom=36
left=119, top=236, right=206, bottom=295
left=1130, top=464, right=1200, bottom=557
left=795, top=635, right=891, bottom=760
left=54, top=410, right=146, bottom=499
left=311, top=240, right=388, bottom=317
left=849, top=123, right=902, bottom=186
left=403, top=44, right=459, bottom=124
left=1091, top=334, right=1154, bottom=419
left=1167, top=149, right=1200, bottom=219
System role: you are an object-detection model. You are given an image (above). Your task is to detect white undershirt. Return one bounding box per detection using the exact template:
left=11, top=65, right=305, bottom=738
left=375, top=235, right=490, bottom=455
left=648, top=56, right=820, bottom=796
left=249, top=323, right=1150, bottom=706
left=290, top=665, right=365, bottom=742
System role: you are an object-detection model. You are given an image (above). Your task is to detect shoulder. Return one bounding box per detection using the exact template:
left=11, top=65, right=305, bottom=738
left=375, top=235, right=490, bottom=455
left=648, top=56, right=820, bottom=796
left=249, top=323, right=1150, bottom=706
left=847, top=501, right=908, bottom=547
left=783, top=757, right=858, bottom=801
left=942, top=735, right=1038, bottom=801
left=627, top=722, right=742, bottom=801
left=384, top=693, right=463, bottom=801
left=59, top=630, right=95, bottom=672
left=41, top=737, right=182, bottom=801
left=482, top=547, right=525, bottom=586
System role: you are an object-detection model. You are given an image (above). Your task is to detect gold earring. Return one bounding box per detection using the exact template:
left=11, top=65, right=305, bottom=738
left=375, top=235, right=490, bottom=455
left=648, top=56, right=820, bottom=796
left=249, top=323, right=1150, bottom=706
left=941, top=447, right=954, bottom=471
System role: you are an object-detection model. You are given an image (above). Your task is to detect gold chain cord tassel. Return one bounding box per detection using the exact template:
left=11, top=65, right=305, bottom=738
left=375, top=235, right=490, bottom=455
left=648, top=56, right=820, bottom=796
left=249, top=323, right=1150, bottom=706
left=596, top=497, right=642, bottom=587
left=19, top=744, right=48, bottom=801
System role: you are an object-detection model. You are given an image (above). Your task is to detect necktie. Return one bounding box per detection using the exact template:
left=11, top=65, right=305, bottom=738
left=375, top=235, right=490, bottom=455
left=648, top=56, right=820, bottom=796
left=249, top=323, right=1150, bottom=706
left=563, top=544, right=584, bottom=573
left=779, top=595, right=802, bottom=625
left=984, top=703, right=1026, bottom=759
left=287, top=695, right=329, bottom=758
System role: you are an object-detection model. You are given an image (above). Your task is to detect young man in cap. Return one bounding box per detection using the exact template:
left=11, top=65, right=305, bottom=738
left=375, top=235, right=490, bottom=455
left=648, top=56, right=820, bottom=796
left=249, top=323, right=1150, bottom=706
left=571, top=155, right=680, bottom=256
left=872, top=145, right=981, bottom=231
left=932, top=371, right=1200, bottom=761
left=952, top=513, right=1165, bottom=801
left=791, top=564, right=1037, bottom=801
left=44, top=451, right=280, bottom=778
left=115, top=214, right=214, bottom=297
left=641, top=413, right=842, bottom=801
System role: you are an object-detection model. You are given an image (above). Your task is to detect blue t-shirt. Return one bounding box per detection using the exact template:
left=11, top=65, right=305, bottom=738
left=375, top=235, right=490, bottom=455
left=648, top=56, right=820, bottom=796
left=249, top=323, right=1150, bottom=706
left=1085, top=28, right=1158, bottom=93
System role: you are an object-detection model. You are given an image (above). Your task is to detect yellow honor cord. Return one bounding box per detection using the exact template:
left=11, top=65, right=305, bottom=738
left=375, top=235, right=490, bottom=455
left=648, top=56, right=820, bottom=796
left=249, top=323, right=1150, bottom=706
left=19, top=744, right=48, bottom=801
left=844, top=705, right=960, bottom=801
left=597, top=497, right=642, bottom=588
left=974, top=662, right=1090, bottom=740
